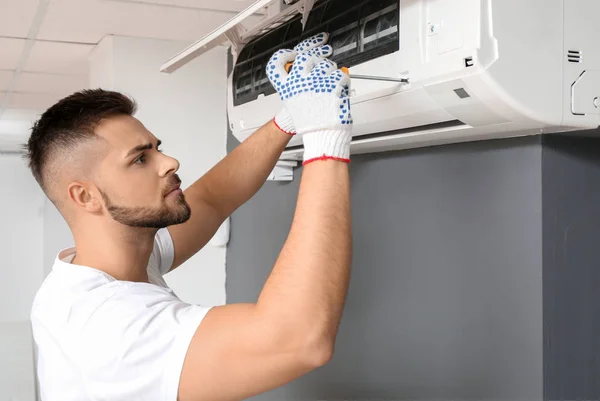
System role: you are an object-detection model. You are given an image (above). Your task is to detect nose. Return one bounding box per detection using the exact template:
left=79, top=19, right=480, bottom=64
left=159, top=152, right=180, bottom=177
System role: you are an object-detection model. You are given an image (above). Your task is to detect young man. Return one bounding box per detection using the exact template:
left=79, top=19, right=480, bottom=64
left=28, top=33, right=353, bottom=401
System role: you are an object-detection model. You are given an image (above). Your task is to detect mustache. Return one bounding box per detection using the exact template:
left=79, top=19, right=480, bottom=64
left=163, top=174, right=182, bottom=196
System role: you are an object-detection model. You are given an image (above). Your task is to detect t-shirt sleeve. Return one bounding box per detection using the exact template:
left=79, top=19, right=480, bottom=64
left=151, top=228, right=176, bottom=276
left=77, top=284, right=212, bottom=401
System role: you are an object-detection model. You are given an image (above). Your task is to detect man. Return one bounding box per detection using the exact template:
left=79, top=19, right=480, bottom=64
left=28, top=33, right=353, bottom=401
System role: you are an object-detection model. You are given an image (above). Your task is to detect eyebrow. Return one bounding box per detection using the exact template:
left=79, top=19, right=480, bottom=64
left=126, top=139, right=162, bottom=158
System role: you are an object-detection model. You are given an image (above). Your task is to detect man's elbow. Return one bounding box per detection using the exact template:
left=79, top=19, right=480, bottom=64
left=295, top=335, right=335, bottom=370
left=302, top=340, right=334, bottom=368
left=263, top=314, right=337, bottom=371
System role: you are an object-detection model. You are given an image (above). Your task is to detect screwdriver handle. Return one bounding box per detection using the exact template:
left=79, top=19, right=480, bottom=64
left=285, top=62, right=349, bottom=75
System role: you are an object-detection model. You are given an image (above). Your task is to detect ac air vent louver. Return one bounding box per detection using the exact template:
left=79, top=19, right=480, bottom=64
left=232, top=0, right=400, bottom=106
left=568, top=50, right=582, bottom=63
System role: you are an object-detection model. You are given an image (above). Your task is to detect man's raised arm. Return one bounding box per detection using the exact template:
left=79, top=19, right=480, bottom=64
left=167, top=118, right=294, bottom=271
left=166, top=34, right=334, bottom=271
left=177, top=33, right=355, bottom=401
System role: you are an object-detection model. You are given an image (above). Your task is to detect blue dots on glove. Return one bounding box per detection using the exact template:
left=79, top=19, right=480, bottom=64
left=339, top=97, right=353, bottom=125
left=265, top=32, right=352, bottom=126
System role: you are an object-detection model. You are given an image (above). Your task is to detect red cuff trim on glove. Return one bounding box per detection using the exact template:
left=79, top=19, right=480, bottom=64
left=273, top=118, right=295, bottom=136
left=302, top=155, right=351, bottom=166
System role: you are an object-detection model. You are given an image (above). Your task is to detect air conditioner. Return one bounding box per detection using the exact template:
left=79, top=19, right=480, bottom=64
left=162, top=0, right=600, bottom=179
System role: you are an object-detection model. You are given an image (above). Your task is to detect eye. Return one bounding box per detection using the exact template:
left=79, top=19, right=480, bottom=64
left=134, top=154, right=146, bottom=164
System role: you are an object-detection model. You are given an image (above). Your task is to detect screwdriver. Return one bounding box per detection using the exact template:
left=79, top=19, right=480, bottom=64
left=285, top=63, right=409, bottom=84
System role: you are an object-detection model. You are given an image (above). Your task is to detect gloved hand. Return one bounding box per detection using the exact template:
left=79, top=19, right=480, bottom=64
left=268, top=33, right=353, bottom=165
left=267, top=34, right=333, bottom=136
left=272, top=33, right=335, bottom=137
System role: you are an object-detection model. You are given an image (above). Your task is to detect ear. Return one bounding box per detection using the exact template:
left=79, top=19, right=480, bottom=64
left=67, top=181, right=103, bottom=213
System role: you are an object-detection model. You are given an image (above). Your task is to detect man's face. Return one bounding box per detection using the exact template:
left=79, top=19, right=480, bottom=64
left=92, top=115, right=191, bottom=228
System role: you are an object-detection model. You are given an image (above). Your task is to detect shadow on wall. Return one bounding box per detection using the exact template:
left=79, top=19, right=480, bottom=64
left=541, top=131, right=600, bottom=401
left=543, top=130, right=600, bottom=165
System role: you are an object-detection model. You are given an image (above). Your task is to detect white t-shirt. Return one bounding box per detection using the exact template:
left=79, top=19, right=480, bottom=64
left=30, top=228, right=212, bottom=401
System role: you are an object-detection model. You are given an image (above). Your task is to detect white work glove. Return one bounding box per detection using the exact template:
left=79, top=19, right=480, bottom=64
left=268, top=33, right=353, bottom=164
left=272, top=33, right=336, bottom=137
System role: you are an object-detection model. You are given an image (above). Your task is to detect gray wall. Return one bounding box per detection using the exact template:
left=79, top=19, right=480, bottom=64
left=226, top=134, right=544, bottom=400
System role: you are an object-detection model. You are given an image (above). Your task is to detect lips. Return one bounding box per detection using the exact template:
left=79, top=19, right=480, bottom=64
left=164, top=176, right=182, bottom=197
left=167, top=185, right=181, bottom=196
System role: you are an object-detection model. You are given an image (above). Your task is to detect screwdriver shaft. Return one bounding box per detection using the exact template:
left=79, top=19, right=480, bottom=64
left=284, top=62, right=408, bottom=83
left=350, top=74, right=409, bottom=83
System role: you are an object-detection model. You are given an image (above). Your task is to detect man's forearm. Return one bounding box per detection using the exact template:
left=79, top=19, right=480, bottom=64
left=257, top=160, right=352, bottom=353
left=194, top=120, right=292, bottom=217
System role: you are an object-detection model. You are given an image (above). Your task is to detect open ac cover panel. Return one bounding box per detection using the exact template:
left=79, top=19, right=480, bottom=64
left=163, top=0, right=600, bottom=178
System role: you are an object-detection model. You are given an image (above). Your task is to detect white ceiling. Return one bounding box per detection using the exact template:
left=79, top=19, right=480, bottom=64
left=0, top=0, right=262, bottom=152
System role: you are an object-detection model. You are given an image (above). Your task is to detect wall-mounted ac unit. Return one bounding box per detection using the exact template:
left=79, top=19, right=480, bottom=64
left=163, top=0, right=600, bottom=169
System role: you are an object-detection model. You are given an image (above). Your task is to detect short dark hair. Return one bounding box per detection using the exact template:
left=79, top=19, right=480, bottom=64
left=25, top=89, right=137, bottom=194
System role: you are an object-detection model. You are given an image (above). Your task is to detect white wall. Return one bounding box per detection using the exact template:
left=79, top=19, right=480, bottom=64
left=0, top=154, right=45, bottom=400
left=88, top=35, right=228, bottom=305
left=0, top=155, right=45, bottom=322
left=0, top=321, right=37, bottom=401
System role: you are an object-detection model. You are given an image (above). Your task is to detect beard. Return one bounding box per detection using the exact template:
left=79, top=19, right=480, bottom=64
left=99, top=177, right=191, bottom=229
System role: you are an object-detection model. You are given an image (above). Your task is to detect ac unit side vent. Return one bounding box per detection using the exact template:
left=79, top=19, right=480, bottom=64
left=232, top=0, right=400, bottom=107
left=568, top=50, right=582, bottom=63
left=454, top=88, right=471, bottom=99
left=284, top=120, right=467, bottom=152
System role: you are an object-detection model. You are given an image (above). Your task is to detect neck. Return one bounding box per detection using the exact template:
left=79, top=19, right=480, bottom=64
left=71, top=220, right=158, bottom=283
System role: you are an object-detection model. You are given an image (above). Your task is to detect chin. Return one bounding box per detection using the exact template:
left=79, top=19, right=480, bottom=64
left=103, top=188, right=190, bottom=229
left=170, top=197, right=192, bottom=223
left=171, top=192, right=189, bottom=208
